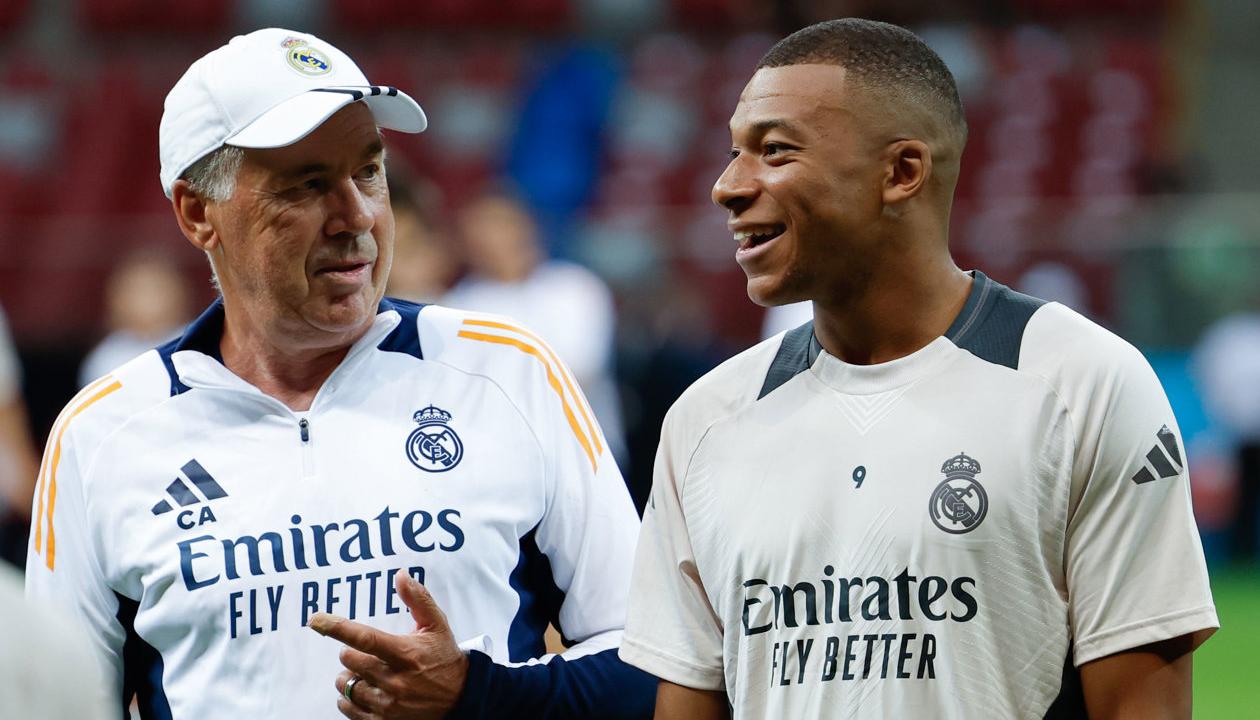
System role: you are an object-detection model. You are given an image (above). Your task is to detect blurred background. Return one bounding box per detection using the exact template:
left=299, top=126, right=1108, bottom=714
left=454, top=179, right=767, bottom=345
left=0, top=0, right=1256, bottom=714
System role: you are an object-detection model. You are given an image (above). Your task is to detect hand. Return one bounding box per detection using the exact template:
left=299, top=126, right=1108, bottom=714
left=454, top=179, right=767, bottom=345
left=309, top=572, right=470, bottom=719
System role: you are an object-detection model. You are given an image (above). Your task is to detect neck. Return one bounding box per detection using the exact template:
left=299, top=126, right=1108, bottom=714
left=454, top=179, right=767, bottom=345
left=218, top=304, right=370, bottom=412
left=811, top=248, right=971, bottom=366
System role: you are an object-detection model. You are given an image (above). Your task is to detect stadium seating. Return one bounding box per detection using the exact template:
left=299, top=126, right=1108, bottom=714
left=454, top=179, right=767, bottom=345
left=0, top=12, right=1171, bottom=343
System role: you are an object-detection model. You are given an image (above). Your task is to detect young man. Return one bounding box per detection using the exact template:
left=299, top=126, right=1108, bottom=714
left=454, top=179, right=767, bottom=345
left=26, top=28, right=654, bottom=719
left=620, top=19, right=1217, bottom=719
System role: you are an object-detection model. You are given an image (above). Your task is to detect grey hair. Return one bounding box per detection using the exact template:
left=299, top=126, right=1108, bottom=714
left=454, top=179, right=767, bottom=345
left=180, top=144, right=243, bottom=294
left=181, top=144, right=245, bottom=202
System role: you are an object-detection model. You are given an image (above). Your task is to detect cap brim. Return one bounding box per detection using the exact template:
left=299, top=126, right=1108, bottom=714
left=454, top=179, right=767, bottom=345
left=226, top=86, right=427, bottom=149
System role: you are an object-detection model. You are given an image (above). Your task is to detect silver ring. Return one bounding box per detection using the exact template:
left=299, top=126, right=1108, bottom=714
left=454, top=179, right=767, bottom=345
left=343, top=675, right=362, bottom=702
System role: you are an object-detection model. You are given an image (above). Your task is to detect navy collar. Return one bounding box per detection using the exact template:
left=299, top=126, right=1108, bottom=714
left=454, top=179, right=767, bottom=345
left=167, top=298, right=226, bottom=362
left=169, top=297, right=421, bottom=360
left=157, top=297, right=424, bottom=397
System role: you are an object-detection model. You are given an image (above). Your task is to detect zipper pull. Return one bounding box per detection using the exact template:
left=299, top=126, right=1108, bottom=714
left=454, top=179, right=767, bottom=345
left=299, top=418, right=310, bottom=442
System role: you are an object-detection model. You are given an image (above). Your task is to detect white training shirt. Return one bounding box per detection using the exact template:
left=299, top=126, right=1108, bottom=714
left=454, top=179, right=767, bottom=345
left=26, top=299, right=645, bottom=719
left=621, top=272, right=1218, bottom=719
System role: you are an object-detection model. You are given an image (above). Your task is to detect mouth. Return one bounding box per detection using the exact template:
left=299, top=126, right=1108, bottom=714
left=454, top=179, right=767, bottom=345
left=733, top=224, right=786, bottom=251
left=314, top=260, right=372, bottom=282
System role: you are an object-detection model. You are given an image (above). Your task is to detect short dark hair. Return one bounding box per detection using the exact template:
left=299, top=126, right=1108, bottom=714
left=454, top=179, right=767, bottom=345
left=758, top=18, right=967, bottom=143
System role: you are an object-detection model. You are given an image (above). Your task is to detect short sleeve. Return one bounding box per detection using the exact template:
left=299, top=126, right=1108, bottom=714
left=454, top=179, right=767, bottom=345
left=620, top=404, right=726, bottom=691
left=1063, top=344, right=1218, bottom=665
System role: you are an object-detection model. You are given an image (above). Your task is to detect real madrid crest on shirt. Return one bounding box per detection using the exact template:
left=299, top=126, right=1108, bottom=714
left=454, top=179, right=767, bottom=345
left=928, top=452, right=988, bottom=534
left=406, top=405, right=464, bottom=472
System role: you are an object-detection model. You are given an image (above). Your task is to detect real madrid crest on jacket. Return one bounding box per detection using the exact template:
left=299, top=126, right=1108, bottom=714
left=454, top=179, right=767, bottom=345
left=25, top=298, right=647, bottom=718
left=407, top=405, right=464, bottom=472
left=621, top=272, right=1218, bottom=720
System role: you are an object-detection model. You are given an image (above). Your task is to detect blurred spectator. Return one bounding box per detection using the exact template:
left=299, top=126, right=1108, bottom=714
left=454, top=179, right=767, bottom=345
left=0, top=563, right=113, bottom=719
left=444, top=192, right=625, bottom=460
left=1194, top=310, right=1260, bottom=562
left=618, top=280, right=731, bottom=511
left=386, top=172, right=458, bottom=303
left=0, top=304, right=37, bottom=566
left=506, top=45, right=620, bottom=259
left=1017, top=260, right=1092, bottom=316
left=78, top=251, right=192, bottom=387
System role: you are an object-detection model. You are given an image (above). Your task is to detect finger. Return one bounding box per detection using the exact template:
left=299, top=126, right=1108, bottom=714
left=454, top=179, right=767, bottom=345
left=335, top=673, right=391, bottom=716
left=396, top=573, right=450, bottom=633
left=334, top=670, right=370, bottom=698
left=309, top=613, right=410, bottom=666
left=339, top=645, right=393, bottom=683
left=337, top=696, right=379, bottom=720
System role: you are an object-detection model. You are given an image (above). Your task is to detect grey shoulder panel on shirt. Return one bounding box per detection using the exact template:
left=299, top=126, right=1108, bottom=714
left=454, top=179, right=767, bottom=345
left=757, top=321, right=815, bottom=399
left=756, top=272, right=1045, bottom=397
left=946, top=271, right=1047, bottom=371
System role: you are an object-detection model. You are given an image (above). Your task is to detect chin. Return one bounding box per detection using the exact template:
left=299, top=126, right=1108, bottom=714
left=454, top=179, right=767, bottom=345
left=310, top=293, right=378, bottom=333
left=745, top=275, right=805, bottom=309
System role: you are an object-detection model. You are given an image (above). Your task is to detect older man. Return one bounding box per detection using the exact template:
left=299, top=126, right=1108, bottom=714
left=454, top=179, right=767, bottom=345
left=26, top=29, right=654, bottom=719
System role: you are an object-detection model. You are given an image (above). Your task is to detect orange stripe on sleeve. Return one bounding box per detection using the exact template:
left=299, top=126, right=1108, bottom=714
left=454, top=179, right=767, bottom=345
left=32, top=445, right=52, bottom=553
left=456, top=330, right=598, bottom=472
left=460, top=319, right=604, bottom=456
left=33, top=376, right=113, bottom=555
left=43, top=378, right=122, bottom=570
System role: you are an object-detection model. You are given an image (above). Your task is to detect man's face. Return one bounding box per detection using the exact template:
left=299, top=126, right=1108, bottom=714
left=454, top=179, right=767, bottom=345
left=207, top=102, right=393, bottom=346
left=713, top=64, right=889, bottom=307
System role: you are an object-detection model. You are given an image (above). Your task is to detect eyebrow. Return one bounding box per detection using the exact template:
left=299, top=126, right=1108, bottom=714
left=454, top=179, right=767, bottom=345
left=752, top=119, right=800, bottom=133
left=732, top=118, right=808, bottom=140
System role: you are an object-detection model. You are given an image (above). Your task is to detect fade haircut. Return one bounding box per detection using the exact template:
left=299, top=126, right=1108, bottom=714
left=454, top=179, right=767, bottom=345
left=757, top=18, right=967, bottom=146
left=181, top=144, right=245, bottom=202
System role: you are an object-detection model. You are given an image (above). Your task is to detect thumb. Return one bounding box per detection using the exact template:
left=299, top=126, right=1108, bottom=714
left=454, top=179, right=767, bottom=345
left=397, top=572, right=450, bottom=633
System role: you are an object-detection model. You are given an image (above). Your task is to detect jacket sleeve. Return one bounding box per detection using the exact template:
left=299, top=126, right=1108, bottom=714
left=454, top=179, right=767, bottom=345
left=445, top=325, right=655, bottom=719
left=25, top=381, right=127, bottom=714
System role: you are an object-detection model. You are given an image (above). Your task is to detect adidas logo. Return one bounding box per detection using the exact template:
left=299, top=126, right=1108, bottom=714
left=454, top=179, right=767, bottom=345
left=152, top=459, right=228, bottom=515
left=1131, top=425, right=1184, bottom=485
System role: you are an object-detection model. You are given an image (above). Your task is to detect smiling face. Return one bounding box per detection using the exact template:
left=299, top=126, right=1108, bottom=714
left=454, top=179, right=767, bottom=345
left=713, top=64, right=893, bottom=307
left=205, top=102, right=393, bottom=349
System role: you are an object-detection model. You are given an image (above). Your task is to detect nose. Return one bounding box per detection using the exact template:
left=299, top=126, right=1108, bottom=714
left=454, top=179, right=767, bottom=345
left=711, top=155, right=756, bottom=213
left=325, top=177, right=376, bottom=239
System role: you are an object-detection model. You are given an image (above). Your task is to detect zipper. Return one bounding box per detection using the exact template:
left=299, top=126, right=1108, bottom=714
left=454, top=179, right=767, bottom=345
left=299, top=417, right=314, bottom=477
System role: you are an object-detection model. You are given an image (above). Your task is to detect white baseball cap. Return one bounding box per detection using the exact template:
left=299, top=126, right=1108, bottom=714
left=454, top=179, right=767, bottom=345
left=159, top=28, right=427, bottom=197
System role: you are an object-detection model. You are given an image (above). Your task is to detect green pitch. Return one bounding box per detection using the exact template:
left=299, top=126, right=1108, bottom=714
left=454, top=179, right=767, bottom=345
left=1197, top=567, right=1260, bottom=718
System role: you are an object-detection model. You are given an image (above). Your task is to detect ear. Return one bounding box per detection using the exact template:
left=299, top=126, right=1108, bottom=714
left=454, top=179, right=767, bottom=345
left=882, top=139, right=932, bottom=205
left=170, top=179, right=219, bottom=253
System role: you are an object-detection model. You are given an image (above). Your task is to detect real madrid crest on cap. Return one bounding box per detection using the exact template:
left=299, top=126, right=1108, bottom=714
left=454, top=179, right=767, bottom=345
left=928, top=452, right=988, bottom=534
left=406, top=405, right=464, bottom=473
left=281, top=36, right=331, bottom=76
